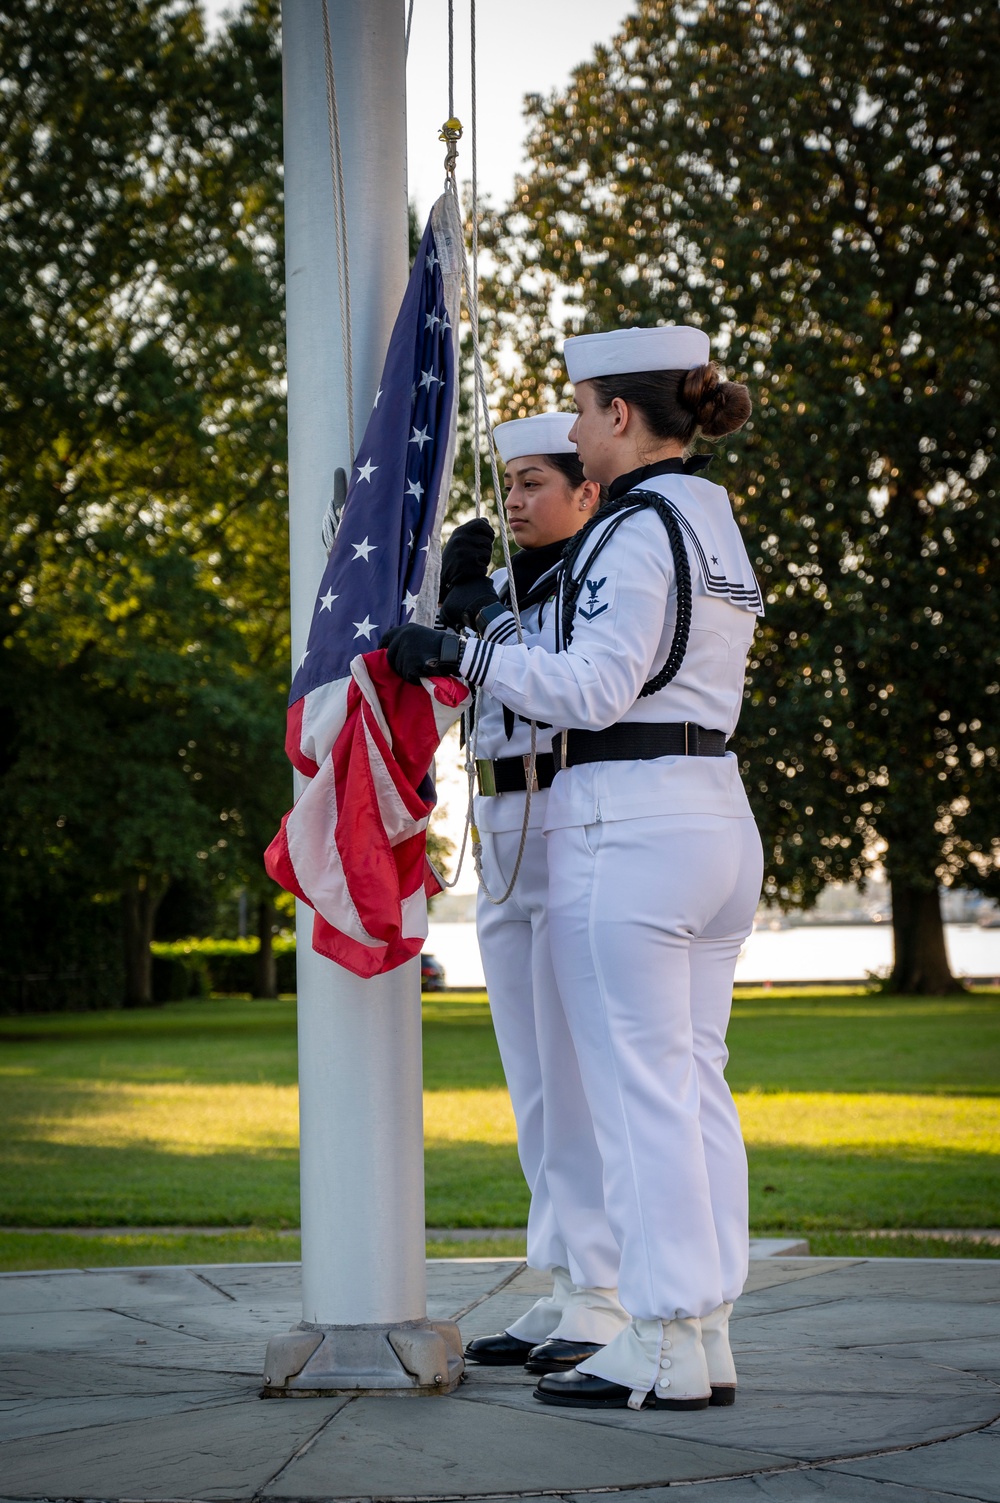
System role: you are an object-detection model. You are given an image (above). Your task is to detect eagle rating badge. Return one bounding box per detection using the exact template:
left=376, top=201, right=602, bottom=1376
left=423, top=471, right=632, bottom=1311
left=578, top=573, right=614, bottom=621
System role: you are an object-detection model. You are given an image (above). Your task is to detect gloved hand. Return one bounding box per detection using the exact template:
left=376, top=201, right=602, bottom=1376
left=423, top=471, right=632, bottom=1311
left=439, top=576, right=502, bottom=630
left=440, top=517, right=495, bottom=597
left=381, top=624, right=464, bottom=684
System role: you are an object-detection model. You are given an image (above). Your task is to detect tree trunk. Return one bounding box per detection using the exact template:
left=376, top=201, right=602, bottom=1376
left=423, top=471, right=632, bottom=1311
left=889, top=882, right=964, bottom=995
left=254, top=895, right=277, bottom=999
left=122, top=875, right=168, bottom=1007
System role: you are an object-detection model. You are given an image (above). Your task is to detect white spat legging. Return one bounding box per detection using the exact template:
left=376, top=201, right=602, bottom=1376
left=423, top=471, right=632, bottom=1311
left=545, top=809, right=764, bottom=1320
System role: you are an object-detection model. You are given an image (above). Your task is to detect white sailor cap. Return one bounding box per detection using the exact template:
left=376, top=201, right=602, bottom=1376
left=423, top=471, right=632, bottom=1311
left=563, top=326, right=710, bottom=382
left=493, top=412, right=577, bottom=463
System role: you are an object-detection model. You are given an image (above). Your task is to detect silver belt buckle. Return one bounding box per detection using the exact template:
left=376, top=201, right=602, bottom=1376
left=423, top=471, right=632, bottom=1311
left=522, top=754, right=540, bottom=793
left=558, top=730, right=568, bottom=770
left=475, top=759, right=497, bottom=797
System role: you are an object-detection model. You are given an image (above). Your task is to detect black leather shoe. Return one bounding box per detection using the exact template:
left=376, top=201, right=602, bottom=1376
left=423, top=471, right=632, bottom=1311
left=533, top=1371, right=639, bottom=1408
left=464, top=1332, right=536, bottom=1365
left=523, top=1338, right=603, bottom=1374
left=534, top=1369, right=712, bottom=1410
left=710, top=1383, right=737, bottom=1406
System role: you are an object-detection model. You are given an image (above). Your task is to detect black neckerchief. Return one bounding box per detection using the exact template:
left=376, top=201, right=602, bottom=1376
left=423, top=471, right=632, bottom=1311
left=506, top=536, right=567, bottom=599
left=607, top=453, right=711, bottom=503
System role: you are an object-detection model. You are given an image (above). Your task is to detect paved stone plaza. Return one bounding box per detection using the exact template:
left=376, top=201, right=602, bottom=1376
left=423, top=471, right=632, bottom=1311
left=1, top=1255, right=997, bottom=1501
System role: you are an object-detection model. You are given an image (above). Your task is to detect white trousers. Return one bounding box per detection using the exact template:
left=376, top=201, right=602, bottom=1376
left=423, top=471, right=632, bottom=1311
left=476, top=826, right=621, bottom=1295
left=546, top=810, right=763, bottom=1321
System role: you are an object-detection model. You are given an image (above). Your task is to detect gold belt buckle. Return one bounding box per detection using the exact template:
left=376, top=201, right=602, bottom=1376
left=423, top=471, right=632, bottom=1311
left=475, top=759, right=497, bottom=797
left=522, top=754, right=540, bottom=793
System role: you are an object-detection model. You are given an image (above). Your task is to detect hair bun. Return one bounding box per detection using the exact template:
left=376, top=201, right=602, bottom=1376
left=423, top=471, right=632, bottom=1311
left=680, top=364, right=752, bottom=438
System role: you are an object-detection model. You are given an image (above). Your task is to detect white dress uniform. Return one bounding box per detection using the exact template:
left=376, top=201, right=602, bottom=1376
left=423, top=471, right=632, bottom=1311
left=459, top=460, right=764, bottom=1380
left=471, top=413, right=628, bottom=1348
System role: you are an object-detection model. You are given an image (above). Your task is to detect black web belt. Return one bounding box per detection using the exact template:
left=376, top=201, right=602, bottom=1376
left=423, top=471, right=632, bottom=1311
left=475, top=752, right=556, bottom=797
left=553, top=722, right=727, bottom=768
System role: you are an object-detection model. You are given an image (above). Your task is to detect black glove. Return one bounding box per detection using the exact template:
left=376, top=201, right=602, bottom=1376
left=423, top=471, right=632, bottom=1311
left=439, top=577, right=502, bottom=630
left=381, top=624, right=464, bottom=684
left=440, top=517, right=495, bottom=597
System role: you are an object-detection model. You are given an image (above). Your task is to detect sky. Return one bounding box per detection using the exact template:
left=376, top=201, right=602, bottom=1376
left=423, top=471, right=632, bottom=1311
left=404, top=0, right=633, bottom=220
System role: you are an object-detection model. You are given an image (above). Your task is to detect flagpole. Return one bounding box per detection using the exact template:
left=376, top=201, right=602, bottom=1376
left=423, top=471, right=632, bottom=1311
left=263, top=0, right=463, bottom=1396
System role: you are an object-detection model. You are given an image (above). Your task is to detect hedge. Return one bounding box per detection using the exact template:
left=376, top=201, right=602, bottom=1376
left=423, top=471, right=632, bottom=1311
left=151, top=938, right=297, bottom=999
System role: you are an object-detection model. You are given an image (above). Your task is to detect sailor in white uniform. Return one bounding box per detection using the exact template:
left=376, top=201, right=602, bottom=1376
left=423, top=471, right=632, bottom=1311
left=443, top=414, right=629, bottom=1373
left=387, top=325, right=763, bottom=1412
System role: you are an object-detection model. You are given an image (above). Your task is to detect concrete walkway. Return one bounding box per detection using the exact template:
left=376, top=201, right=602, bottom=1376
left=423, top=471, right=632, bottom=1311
left=1, top=1255, right=997, bottom=1501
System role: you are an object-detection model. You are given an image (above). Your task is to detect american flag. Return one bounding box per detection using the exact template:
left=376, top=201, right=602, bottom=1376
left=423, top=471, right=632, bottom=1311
left=265, top=194, right=469, bottom=978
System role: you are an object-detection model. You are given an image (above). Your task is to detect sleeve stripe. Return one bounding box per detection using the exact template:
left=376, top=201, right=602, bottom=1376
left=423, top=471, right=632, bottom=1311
left=483, top=612, right=519, bottom=645
left=462, top=635, right=496, bottom=685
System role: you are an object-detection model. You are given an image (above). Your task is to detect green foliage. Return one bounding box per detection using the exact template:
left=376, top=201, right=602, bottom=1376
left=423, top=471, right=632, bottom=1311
left=152, top=936, right=295, bottom=997
left=0, top=1, right=289, bottom=1002
left=488, top=1, right=999, bottom=954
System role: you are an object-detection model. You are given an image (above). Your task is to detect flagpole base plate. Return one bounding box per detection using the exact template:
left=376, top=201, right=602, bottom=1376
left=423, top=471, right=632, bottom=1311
left=261, top=1318, right=465, bottom=1396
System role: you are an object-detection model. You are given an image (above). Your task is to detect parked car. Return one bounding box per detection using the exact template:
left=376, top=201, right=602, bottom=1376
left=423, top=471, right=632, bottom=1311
left=420, top=953, right=446, bottom=991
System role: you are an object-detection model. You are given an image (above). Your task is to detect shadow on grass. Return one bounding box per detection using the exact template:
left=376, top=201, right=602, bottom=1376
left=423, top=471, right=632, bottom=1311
left=1, top=1136, right=995, bottom=1234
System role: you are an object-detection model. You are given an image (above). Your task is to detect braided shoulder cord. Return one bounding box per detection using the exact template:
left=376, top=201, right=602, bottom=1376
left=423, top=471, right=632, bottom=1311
left=559, top=489, right=693, bottom=698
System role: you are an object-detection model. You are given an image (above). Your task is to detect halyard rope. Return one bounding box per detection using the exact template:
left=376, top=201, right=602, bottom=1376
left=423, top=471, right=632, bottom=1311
left=321, top=0, right=354, bottom=463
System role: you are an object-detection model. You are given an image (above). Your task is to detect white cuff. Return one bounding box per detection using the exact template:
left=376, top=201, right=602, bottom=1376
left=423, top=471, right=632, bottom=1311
left=460, top=634, right=498, bottom=687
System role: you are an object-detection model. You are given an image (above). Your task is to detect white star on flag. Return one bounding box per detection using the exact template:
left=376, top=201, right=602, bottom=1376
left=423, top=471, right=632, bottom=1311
left=419, top=369, right=440, bottom=390
left=405, top=478, right=424, bottom=500
left=352, top=537, right=376, bottom=561
left=298, top=648, right=310, bottom=668
left=424, top=311, right=440, bottom=331
left=352, top=616, right=377, bottom=640
left=373, top=385, right=383, bottom=408
left=319, top=589, right=338, bottom=611
left=426, top=249, right=439, bottom=271
left=402, top=590, right=419, bottom=615
left=409, top=425, right=430, bottom=451
left=356, top=458, right=378, bottom=482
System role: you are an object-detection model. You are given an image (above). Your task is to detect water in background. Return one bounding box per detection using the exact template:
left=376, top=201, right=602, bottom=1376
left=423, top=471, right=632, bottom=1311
left=423, top=915, right=1000, bottom=990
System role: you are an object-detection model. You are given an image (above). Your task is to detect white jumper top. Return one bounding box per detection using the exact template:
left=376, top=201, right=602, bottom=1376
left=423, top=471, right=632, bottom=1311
left=459, top=473, right=763, bottom=830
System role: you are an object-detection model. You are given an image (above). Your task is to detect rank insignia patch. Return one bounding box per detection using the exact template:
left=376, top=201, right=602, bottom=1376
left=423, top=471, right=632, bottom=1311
left=578, top=574, right=612, bottom=620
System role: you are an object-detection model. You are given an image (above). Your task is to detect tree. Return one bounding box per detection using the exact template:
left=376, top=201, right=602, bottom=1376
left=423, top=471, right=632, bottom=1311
left=490, top=0, right=999, bottom=991
left=0, top=0, right=289, bottom=1006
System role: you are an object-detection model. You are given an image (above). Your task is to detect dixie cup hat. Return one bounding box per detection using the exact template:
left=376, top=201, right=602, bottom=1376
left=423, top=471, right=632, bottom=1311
left=493, top=412, right=577, bottom=463
left=563, top=326, right=711, bottom=382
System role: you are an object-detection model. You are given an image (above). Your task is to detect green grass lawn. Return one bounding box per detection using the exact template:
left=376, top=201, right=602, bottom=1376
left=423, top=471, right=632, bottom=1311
left=0, top=988, right=997, bottom=1272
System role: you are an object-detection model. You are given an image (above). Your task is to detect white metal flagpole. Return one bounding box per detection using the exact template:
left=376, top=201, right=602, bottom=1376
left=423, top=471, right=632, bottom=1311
left=262, top=0, right=463, bottom=1396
